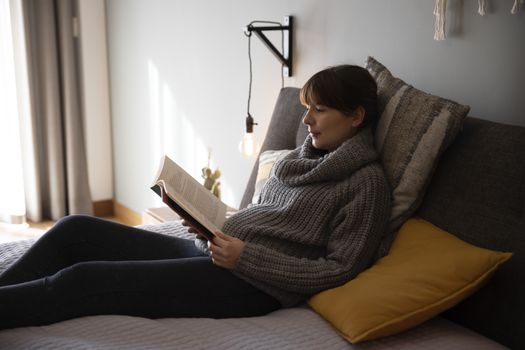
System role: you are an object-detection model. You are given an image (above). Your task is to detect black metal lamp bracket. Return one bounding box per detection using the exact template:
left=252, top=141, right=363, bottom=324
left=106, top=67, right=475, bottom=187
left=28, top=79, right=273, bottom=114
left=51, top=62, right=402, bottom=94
left=244, top=16, right=294, bottom=77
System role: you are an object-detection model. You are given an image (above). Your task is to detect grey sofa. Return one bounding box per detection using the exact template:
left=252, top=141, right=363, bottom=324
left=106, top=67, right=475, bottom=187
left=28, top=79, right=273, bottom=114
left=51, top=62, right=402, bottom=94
left=0, top=88, right=522, bottom=349
left=242, top=88, right=524, bottom=349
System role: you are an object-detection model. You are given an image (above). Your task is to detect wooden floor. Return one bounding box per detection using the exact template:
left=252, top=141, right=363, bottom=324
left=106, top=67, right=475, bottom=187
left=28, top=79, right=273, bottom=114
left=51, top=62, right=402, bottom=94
left=0, top=217, right=122, bottom=243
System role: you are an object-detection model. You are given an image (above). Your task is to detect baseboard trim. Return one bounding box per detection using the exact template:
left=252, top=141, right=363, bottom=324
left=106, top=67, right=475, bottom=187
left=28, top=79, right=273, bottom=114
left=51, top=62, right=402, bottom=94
left=113, top=201, right=142, bottom=226
left=93, top=199, right=114, bottom=217
left=92, top=199, right=141, bottom=226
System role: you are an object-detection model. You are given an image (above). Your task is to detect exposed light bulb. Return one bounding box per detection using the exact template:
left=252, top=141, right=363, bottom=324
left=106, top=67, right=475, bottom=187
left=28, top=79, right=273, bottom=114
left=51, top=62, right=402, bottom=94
left=239, top=114, right=259, bottom=157
left=238, top=132, right=259, bottom=157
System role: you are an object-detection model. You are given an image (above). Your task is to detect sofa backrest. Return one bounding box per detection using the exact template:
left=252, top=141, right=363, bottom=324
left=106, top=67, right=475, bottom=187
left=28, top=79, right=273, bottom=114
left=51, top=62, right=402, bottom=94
left=241, top=87, right=524, bottom=349
left=416, top=117, right=525, bottom=349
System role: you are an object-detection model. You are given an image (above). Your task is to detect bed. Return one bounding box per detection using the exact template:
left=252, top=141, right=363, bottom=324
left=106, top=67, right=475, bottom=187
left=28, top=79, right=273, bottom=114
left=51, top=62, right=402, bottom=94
left=0, top=231, right=504, bottom=350
left=0, top=86, right=518, bottom=349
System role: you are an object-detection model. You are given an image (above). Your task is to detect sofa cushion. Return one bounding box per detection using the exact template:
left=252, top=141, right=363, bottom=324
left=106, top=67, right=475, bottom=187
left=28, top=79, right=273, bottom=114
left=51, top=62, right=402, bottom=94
left=351, top=316, right=507, bottom=349
left=417, top=117, right=525, bottom=349
left=366, top=57, right=470, bottom=235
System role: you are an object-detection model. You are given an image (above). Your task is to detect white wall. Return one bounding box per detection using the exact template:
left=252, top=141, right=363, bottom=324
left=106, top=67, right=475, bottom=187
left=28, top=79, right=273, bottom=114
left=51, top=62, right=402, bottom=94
left=106, top=0, right=525, bottom=213
left=78, top=0, right=113, bottom=202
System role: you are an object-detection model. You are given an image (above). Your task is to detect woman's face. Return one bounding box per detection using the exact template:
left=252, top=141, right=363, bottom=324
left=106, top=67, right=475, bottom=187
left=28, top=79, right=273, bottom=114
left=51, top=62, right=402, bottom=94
left=302, top=103, right=362, bottom=151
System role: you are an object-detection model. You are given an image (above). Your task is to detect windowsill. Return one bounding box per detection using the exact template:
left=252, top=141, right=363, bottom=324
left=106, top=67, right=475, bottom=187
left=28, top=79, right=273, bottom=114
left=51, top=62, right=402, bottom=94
left=0, top=221, right=49, bottom=243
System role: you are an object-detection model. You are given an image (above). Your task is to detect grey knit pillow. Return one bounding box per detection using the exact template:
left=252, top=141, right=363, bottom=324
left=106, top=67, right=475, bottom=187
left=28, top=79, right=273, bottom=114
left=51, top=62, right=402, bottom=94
left=366, top=57, right=469, bottom=233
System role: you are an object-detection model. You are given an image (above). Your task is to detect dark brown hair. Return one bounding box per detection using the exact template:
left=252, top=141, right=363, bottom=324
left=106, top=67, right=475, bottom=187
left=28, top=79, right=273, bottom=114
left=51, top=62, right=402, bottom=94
left=300, top=65, right=378, bottom=128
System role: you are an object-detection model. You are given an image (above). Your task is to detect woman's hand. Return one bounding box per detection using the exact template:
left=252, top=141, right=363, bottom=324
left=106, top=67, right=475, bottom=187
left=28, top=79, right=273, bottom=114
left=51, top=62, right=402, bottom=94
left=209, top=231, right=245, bottom=269
left=183, top=209, right=237, bottom=239
left=181, top=219, right=197, bottom=232
left=181, top=220, right=206, bottom=240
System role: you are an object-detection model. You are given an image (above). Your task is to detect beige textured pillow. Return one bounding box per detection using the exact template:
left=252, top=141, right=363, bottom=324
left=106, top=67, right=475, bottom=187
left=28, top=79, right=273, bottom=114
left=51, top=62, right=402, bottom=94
left=252, top=149, right=292, bottom=204
left=366, top=57, right=470, bottom=233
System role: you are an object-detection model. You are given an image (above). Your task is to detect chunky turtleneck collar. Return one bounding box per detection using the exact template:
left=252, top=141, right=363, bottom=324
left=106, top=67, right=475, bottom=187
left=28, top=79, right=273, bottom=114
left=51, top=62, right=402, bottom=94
left=273, top=127, right=378, bottom=187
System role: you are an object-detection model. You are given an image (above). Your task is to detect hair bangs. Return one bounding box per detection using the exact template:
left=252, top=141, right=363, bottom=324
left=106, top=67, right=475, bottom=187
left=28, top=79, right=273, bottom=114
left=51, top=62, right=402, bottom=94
left=300, top=80, right=319, bottom=108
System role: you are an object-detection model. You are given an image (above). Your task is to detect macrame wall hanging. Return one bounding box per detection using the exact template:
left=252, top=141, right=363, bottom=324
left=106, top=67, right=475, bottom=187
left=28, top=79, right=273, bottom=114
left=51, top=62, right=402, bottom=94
left=434, top=0, right=523, bottom=40
left=433, top=0, right=447, bottom=40
left=478, top=0, right=487, bottom=15
left=511, top=0, right=524, bottom=14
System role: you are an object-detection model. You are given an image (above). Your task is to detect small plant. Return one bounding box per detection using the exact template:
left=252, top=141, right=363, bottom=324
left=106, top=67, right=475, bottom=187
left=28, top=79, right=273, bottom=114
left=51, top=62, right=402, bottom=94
left=202, top=148, right=221, bottom=199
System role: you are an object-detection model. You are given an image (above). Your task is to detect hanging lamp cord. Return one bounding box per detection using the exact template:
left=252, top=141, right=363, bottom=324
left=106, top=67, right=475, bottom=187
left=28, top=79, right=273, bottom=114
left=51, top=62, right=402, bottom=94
left=247, top=33, right=253, bottom=116
left=244, top=20, right=286, bottom=119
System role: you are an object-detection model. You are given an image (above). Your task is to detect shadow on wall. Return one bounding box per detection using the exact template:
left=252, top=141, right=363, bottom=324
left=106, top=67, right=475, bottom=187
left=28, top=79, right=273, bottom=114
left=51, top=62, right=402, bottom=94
left=146, top=60, right=235, bottom=206
left=447, top=0, right=465, bottom=37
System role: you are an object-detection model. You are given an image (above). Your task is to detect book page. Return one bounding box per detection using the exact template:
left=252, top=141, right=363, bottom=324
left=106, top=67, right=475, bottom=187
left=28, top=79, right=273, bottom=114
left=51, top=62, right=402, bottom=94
left=153, top=156, right=227, bottom=231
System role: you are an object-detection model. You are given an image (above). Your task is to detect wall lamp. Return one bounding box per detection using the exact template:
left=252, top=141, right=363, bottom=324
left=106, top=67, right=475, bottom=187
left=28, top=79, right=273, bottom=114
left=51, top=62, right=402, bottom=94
left=244, top=16, right=294, bottom=77
left=238, top=16, right=294, bottom=157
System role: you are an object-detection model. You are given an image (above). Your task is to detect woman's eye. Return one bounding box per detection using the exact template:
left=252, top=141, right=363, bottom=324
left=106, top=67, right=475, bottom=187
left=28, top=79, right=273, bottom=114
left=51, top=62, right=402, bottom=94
left=306, top=105, right=325, bottom=113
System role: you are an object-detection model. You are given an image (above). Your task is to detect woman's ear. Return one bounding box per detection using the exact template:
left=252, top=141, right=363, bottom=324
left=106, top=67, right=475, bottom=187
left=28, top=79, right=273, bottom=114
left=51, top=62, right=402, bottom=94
left=351, top=106, right=365, bottom=128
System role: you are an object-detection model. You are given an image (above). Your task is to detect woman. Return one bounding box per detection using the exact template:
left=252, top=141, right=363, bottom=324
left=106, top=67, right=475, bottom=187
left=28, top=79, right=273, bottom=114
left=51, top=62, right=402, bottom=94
left=0, top=65, right=391, bottom=329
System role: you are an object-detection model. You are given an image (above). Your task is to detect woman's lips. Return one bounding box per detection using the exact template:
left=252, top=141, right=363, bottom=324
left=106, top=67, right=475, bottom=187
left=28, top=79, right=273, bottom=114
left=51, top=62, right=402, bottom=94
left=310, top=132, right=320, bottom=138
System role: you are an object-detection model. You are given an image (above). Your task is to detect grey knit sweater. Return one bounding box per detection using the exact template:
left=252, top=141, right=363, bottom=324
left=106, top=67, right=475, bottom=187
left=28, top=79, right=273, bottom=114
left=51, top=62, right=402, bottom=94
left=218, top=128, right=391, bottom=307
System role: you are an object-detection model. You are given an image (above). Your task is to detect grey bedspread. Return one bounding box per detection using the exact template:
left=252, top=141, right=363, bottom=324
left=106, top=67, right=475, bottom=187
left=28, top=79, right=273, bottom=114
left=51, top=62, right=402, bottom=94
left=0, top=223, right=506, bottom=349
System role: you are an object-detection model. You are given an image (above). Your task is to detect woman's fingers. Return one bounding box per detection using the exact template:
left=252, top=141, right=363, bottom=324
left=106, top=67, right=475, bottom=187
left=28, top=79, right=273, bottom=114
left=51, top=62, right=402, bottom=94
left=181, top=220, right=199, bottom=234
left=209, top=232, right=245, bottom=269
left=214, top=230, right=233, bottom=242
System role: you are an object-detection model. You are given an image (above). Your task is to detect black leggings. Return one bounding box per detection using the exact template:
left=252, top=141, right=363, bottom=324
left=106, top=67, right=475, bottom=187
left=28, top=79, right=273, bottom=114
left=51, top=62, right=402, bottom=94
left=0, top=215, right=280, bottom=329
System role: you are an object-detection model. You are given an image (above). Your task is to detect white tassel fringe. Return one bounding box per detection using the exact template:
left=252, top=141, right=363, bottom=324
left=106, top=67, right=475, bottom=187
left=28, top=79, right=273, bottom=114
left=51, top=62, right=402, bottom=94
left=478, top=0, right=487, bottom=15
left=511, top=0, right=524, bottom=14
left=434, top=0, right=447, bottom=40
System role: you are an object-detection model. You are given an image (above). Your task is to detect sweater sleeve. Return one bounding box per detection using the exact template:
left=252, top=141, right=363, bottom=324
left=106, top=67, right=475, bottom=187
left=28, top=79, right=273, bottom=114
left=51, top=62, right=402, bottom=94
left=234, top=173, right=391, bottom=295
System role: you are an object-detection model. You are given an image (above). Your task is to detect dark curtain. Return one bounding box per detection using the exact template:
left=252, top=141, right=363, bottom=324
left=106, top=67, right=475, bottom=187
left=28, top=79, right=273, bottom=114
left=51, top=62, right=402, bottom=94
left=21, top=0, right=92, bottom=221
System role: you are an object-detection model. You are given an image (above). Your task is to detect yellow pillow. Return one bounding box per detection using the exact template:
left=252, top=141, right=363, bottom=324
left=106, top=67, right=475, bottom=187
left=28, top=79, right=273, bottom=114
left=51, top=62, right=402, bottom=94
left=308, top=217, right=512, bottom=343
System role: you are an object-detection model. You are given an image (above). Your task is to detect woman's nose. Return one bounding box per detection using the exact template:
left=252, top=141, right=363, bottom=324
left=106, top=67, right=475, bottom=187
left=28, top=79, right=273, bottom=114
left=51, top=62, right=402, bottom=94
left=302, top=110, right=313, bottom=125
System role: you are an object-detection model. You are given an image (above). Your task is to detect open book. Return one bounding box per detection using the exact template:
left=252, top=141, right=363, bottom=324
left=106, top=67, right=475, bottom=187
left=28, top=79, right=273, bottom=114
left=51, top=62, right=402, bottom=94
left=151, top=156, right=227, bottom=241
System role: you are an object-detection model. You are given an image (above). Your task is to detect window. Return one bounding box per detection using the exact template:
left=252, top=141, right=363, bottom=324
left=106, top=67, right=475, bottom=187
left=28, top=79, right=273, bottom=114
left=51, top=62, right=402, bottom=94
left=0, top=0, right=26, bottom=224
